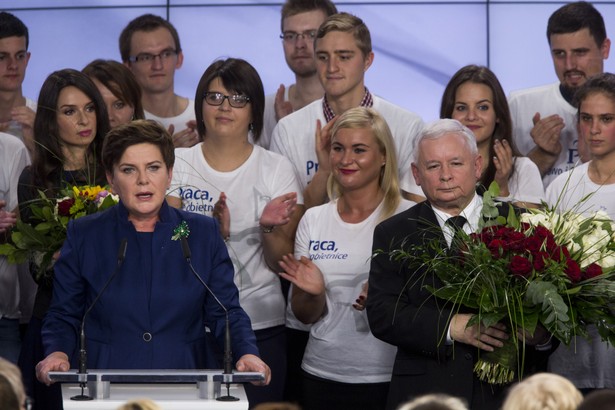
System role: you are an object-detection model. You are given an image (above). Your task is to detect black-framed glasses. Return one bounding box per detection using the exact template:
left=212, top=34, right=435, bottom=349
left=279, top=30, right=318, bottom=42
left=128, top=49, right=177, bottom=64
left=204, top=92, right=250, bottom=108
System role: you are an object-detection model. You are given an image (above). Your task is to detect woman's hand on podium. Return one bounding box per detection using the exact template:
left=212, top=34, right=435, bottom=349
left=36, top=351, right=70, bottom=385
left=236, top=354, right=271, bottom=386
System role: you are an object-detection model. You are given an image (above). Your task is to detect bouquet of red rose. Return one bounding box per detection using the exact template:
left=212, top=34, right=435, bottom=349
left=388, top=184, right=615, bottom=385
left=0, top=185, right=118, bottom=281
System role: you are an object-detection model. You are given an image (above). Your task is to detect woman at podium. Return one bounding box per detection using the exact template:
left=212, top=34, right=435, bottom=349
left=34, top=120, right=271, bottom=386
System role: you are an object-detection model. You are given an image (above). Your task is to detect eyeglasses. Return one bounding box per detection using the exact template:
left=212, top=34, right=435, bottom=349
left=204, top=92, right=250, bottom=108
left=279, top=30, right=318, bottom=42
left=128, top=49, right=177, bottom=64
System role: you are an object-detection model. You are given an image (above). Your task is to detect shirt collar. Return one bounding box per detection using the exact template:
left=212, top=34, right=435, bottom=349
left=432, top=193, right=483, bottom=247
left=322, top=87, right=374, bottom=122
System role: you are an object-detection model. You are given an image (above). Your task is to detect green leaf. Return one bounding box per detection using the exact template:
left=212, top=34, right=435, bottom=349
left=506, top=204, right=520, bottom=229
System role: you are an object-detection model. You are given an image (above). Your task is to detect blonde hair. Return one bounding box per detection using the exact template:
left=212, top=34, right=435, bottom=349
left=116, top=398, right=162, bottom=410
left=326, top=107, right=401, bottom=221
left=0, top=357, right=26, bottom=409
left=397, top=393, right=468, bottom=410
left=502, top=373, right=582, bottom=410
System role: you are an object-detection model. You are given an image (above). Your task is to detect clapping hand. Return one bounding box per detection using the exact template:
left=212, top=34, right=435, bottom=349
left=274, top=84, right=293, bottom=122
left=259, top=192, right=298, bottom=228
left=492, top=139, right=514, bottom=197
left=278, top=254, right=325, bottom=297
left=213, top=192, right=230, bottom=240
left=531, top=113, right=565, bottom=156
left=352, top=281, right=369, bottom=311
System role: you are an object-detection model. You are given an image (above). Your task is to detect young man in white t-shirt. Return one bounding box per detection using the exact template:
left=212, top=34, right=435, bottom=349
left=119, top=14, right=199, bottom=148
left=508, top=1, right=610, bottom=187
left=0, top=12, right=36, bottom=155
left=270, top=12, right=423, bottom=209
left=260, top=0, right=337, bottom=149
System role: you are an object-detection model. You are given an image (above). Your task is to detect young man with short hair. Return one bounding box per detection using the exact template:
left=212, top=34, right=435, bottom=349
left=0, top=12, right=36, bottom=154
left=271, top=12, right=423, bottom=209
left=260, top=0, right=337, bottom=149
left=119, top=14, right=199, bottom=147
left=508, top=1, right=610, bottom=187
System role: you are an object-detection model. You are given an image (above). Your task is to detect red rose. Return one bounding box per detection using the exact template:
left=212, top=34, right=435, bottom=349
left=507, top=231, right=526, bottom=251
left=550, top=245, right=570, bottom=262
left=524, top=236, right=542, bottom=254
left=488, top=239, right=505, bottom=257
left=583, top=263, right=603, bottom=280
left=510, top=255, right=533, bottom=277
left=565, top=258, right=582, bottom=283
left=57, top=198, right=75, bottom=217
left=534, top=225, right=551, bottom=239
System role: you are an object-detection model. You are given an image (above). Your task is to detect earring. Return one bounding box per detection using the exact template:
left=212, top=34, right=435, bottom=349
left=249, top=123, right=254, bottom=132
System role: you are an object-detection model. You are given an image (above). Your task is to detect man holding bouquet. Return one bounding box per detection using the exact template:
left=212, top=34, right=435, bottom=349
left=367, top=119, right=554, bottom=410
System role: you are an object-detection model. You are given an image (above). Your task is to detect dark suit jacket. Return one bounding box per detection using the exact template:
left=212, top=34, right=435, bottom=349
left=42, top=201, right=258, bottom=369
left=366, top=201, right=551, bottom=410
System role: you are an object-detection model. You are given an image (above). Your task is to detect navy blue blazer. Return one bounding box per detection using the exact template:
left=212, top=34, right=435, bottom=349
left=367, top=201, right=551, bottom=410
left=42, top=201, right=258, bottom=369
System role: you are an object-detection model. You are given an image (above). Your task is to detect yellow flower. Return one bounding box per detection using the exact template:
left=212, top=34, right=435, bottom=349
left=73, top=185, right=105, bottom=200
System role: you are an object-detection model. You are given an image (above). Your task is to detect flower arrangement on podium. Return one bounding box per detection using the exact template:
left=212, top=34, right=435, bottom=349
left=0, top=185, right=118, bottom=280
left=386, top=183, right=615, bottom=385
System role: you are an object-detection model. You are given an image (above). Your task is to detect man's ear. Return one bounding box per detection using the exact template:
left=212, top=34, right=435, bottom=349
left=363, top=51, right=374, bottom=73
left=474, top=154, right=484, bottom=180
left=601, top=37, right=611, bottom=59
left=411, top=163, right=421, bottom=186
left=175, top=51, right=184, bottom=69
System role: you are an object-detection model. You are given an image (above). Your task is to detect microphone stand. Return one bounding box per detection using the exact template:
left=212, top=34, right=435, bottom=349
left=71, top=239, right=127, bottom=401
left=181, top=238, right=239, bottom=401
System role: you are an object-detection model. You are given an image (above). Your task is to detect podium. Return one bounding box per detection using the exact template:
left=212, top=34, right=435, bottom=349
left=49, top=369, right=264, bottom=409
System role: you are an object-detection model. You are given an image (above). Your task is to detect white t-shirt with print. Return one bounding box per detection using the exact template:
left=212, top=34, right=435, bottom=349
left=508, top=83, right=579, bottom=187
left=169, top=143, right=303, bottom=330
left=297, top=198, right=412, bottom=383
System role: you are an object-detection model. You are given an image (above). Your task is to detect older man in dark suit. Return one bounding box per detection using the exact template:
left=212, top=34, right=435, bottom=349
left=367, top=119, right=552, bottom=410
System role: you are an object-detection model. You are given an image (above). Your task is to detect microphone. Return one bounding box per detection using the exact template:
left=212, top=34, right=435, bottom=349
left=72, top=238, right=128, bottom=401
left=181, top=237, right=239, bottom=402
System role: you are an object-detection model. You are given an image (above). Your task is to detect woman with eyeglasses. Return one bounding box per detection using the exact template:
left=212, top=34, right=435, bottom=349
left=167, top=58, right=304, bottom=407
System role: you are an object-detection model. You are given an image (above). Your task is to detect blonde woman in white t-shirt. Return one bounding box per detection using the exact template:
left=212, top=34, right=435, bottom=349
left=279, top=107, right=412, bottom=410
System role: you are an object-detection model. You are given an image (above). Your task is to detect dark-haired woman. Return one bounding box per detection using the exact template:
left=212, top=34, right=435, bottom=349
left=18, top=69, right=110, bottom=410
left=167, top=58, right=303, bottom=407
left=401, top=65, right=544, bottom=208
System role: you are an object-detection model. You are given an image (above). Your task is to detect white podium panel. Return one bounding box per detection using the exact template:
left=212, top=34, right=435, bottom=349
left=62, top=383, right=248, bottom=409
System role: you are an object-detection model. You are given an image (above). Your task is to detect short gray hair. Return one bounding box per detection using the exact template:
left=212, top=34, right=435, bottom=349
left=412, top=119, right=478, bottom=163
